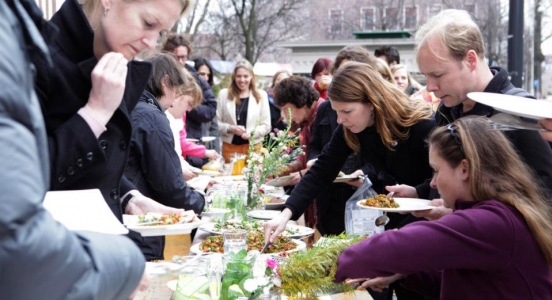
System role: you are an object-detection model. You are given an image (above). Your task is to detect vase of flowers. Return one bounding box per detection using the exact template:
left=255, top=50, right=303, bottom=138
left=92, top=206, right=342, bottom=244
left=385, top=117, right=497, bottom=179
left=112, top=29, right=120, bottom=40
left=243, top=110, right=303, bottom=211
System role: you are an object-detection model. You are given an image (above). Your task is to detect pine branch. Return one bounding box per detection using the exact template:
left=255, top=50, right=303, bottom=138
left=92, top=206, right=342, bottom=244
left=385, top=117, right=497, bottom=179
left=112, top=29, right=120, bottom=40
left=278, top=235, right=365, bottom=299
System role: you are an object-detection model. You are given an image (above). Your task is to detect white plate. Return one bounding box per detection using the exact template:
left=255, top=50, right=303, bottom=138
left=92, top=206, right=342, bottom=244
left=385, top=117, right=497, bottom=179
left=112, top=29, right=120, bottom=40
left=213, top=175, right=246, bottom=183
left=283, top=224, right=315, bottom=238
left=191, top=169, right=220, bottom=177
left=265, top=175, right=294, bottom=187
left=264, top=194, right=288, bottom=210
left=333, top=175, right=360, bottom=183
left=468, top=92, right=552, bottom=119
left=186, top=138, right=199, bottom=143
left=123, top=215, right=204, bottom=237
left=356, top=198, right=434, bottom=212
left=189, top=239, right=306, bottom=255
left=247, top=210, right=281, bottom=220
left=167, top=279, right=177, bottom=292
left=201, top=208, right=231, bottom=218
left=198, top=222, right=312, bottom=238
left=201, top=136, right=216, bottom=142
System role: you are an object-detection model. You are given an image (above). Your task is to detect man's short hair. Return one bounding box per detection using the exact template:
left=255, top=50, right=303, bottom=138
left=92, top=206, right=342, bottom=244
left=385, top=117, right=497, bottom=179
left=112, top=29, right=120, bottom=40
left=374, top=45, right=400, bottom=65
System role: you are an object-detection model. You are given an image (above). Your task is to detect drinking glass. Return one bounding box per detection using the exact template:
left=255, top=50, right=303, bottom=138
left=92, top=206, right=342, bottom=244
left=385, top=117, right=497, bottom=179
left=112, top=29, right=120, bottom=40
left=223, top=229, right=247, bottom=254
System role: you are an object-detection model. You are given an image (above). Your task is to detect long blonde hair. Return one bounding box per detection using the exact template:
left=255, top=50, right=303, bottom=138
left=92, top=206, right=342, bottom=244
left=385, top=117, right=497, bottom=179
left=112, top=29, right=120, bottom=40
left=429, top=117, right=552, bottom=267
left=328, top=61, right=433, bottom=152
left=227, top=60, right=261, bottom=105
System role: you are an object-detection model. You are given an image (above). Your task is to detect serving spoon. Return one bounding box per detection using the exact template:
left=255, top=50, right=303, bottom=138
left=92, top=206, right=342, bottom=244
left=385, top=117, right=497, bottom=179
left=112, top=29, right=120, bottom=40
left=374, top=191, right=394, bottom=227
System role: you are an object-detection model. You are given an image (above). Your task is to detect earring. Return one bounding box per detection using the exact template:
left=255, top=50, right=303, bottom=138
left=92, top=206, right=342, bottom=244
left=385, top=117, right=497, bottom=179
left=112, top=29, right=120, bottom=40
left=103, top=7, right=109, bottom=16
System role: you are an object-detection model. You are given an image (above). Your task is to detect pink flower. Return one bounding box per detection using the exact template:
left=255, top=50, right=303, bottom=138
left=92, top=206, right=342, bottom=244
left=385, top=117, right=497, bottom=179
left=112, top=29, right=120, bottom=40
left=266, top=259, right=278, bottom=270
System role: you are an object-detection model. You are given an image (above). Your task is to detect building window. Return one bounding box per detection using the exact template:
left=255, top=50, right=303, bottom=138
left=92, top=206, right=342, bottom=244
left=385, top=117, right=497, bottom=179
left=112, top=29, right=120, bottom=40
left=428, top=4, right=442, bottom=19
left=465, top=4, right=476, bottom=16
left=329, top=9, right=343, bottom=34
left=384, top=7, right=398, bottom=30
left=361, top=7, right=375, bottom=31
left=404, top=6, right=417, bottom=29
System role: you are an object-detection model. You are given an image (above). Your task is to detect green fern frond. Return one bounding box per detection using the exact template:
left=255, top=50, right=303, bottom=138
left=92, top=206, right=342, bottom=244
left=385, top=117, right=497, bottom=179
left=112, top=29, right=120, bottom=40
left=278, top=234, right=365, bottom=299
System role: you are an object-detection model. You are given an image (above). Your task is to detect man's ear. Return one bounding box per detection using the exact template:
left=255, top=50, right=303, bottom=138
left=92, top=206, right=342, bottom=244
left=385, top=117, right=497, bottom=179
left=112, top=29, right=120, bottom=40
left=465, top=50, right=478, bottom=71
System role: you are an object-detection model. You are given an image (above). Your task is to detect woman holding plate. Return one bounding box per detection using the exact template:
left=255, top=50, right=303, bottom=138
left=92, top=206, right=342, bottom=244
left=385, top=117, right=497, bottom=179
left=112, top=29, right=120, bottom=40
left=264, top=61, right=435, bottom=240
left=336, top=117, right=552, bottom=299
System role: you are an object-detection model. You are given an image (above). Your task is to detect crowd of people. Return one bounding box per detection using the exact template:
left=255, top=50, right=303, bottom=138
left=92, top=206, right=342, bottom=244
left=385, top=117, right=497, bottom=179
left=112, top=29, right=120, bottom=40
left=2, top=1, right=552, bottom=299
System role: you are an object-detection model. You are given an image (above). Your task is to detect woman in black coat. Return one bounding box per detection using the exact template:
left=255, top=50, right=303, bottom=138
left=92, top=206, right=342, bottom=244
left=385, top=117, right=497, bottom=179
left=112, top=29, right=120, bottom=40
left=264, top=62, right=436, bottom=241
left=124, top=53, right=204, bottom=260
left=34, top=0, right=190, bottom=221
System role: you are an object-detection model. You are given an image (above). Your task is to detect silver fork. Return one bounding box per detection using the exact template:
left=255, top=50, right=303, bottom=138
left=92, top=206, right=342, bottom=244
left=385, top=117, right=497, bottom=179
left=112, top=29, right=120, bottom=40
left=489, top=113, right=545, bottom=131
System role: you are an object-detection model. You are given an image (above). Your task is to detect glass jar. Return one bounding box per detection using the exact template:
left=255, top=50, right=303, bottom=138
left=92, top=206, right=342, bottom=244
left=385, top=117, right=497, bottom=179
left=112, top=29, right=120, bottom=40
left=231, top=153, right=246, bottom=176
left=172, top=255, right=212, bottom=300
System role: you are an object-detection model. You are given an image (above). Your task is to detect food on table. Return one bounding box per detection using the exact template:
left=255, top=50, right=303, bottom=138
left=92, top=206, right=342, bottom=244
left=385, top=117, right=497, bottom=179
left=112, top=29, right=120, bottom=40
left=202, top=160, right=221, bottom=172
left=264, top=195, right=285, bottom=204
left=200, top=230, right=296, bottom=254
left=360, top=194, right=399, bottom=208
left=137, top=211, right=196, bottom=226
left=213, top=219, right=263, bottom=232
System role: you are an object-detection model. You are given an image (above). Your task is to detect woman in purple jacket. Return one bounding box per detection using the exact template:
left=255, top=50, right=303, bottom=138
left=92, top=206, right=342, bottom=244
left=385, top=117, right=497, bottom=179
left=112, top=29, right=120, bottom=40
left=336, top=116, right=552, bottom=299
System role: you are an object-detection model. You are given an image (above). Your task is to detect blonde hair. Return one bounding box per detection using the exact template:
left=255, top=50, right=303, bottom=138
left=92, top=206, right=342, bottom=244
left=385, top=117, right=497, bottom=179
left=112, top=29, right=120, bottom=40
left=415, top=9, right=485, bottom=62
left=429, top=117, right=552, bottom=267
left=390, top=64, right=422, bottom=91
left=180, top=68, right=202, bottom=108
left=82, top=0, right=191, bottom=19
left=328, top=61, right=433, bottom=152
left=227, top=60, right=261, bottom=105
left=374, top=58, right=395, bottom=84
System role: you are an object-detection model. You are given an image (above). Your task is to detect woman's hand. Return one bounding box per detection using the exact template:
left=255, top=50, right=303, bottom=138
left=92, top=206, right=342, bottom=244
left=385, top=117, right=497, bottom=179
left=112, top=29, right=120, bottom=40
left=411, top=199, right=452, bottom=221
left=319, top=75, right=332, bottom=89
left=385, top=184, right=418, bottom=198
left=240, top=132, right=251, bottom=140
left=125, top=194, right=185, bottom=215
left=87, top=52, right=129, bottom=125
left=230, top=125, right=246, bottom=136
left=345, top=274, right=404, bottom=292
left=540, top=119, right=552, bottom=142
left=344, top=169, right=364, bottom=188
left=204, top=149, right=219, bottom=160
left=182, top=168, right=197, bottom=181
left=263, top=208, right=292, bottom=243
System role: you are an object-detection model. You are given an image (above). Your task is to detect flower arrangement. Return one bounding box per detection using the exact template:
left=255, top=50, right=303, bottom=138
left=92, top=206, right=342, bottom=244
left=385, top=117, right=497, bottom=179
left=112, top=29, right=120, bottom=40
left=220, top=250, right=281, bottom=300
left=243, top=109, right=303, bottom=210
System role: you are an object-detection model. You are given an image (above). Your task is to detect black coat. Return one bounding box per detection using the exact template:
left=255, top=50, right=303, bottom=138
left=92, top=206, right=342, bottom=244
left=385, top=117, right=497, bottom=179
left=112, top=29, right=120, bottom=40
left=416, top=67, right=552, bottom=199
left=125, top=91, right=205, bottom=260
left=308, top=101, right=377, bottom=235
left=286, top=117, right=436, bottom=229
left=34, top=0, right=151, bottom=220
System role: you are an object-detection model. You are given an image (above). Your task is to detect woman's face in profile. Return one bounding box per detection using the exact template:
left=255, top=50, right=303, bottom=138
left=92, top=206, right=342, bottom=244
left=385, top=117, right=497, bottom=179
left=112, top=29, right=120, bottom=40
left=197, top=65, right=211, bottom=83
left=96, top=0, right=182, bottom=59
left=331, top=101, right=374, bottom=133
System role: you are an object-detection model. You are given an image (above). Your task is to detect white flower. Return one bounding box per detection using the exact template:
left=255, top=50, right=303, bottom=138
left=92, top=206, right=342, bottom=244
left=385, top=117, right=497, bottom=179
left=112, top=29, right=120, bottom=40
left=272, top=276, right=281, bottom=287
left=255, top=277, right=269, bottom=287
left=243, top=278, right=259, bottom=293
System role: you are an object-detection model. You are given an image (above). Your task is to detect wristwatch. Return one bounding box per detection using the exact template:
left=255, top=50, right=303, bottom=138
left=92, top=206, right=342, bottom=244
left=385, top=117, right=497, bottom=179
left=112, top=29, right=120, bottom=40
left=121, top=192, right=138, bottom=213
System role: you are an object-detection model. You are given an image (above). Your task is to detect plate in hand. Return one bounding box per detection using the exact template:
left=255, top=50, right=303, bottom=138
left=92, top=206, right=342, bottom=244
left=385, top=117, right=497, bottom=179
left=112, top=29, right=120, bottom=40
left=265, top=175, right=294, bottom=187
left=123, top=215, right=204, bottom=237
left=467, top=92, right=552, bottom=119
left=333, top=175, right=360, bottom=183
left=201, top=136, right=216, bottom=143
left=356, top=198, right=434, bottom=212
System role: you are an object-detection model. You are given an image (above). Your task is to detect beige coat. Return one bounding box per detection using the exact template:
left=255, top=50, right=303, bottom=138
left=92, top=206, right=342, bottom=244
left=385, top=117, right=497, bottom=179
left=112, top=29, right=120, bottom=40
left=217, top=88, right=271, bottom=144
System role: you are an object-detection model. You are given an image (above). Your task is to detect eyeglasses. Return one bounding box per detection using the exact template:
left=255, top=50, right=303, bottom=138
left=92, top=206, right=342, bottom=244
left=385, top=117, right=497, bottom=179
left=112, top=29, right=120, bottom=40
left=176, top=55, right=188, bottom=62
left=447, top=124, right=464, bottom=154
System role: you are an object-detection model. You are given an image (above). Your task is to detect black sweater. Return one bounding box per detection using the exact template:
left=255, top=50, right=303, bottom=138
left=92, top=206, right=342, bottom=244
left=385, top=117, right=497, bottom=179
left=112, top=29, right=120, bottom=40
left=286, top=118, right=436, bottom=221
